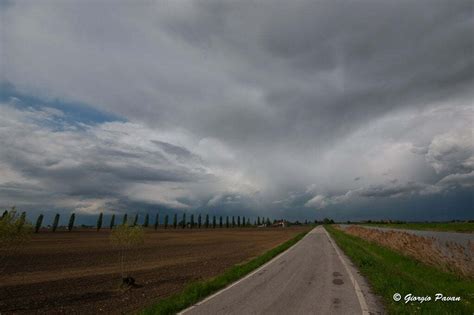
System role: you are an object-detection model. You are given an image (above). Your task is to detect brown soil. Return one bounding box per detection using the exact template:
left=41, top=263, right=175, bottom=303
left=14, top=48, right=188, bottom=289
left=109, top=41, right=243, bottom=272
left=0, top=227, right=308, bottom=314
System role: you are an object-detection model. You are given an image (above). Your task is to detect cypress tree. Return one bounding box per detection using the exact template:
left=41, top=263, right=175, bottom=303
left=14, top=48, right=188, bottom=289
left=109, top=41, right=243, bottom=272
left=247, top=218, right=250, bottom=226
left=205, top=214, right=209, bottom=228
left=35, top=214, right=44, bottom=233
left=110, top=214, right=116, bottom=229
left=132, top=213, right=139, bottom=226
left=226, top=216, right=229, bottom=228
left=18, top=212, right=26, bottom=230
left=257, top=217, right=261, bottom=225
left=232, top=216, right=235, bottom=227
left=198, top=214, right=202, bottom=228
left=122, top=213, right=128, bottom=225
left=182, top=213, right=186, bottom=228
left=173, top=213, right=177, bottom=228
left=212, top=216, right=216, bottom=228
left=97, top=212, right=103, bottom=231
left=68, top=213, right=75, bottom=231
left=237, top=216, right=241, bottom=227
left=164, top=214, right=169, bottom=228
left=190, top=214, right=194, bottom=228
left=242, top=216, right=246, bottom=227
left=1, top=210, right=8, bottom=220
left=143, top=213, right=149, bottom=227
left=52, top=213, right=60, bottom=232
left=219, top=216, right=223, bottom=228
left=154, top=213, right=159, bottom=230
left=266, top=218, right=271, bottom=226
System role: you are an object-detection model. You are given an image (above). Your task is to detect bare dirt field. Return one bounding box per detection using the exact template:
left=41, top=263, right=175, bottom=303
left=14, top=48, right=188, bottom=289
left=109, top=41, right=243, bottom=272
left=0, top=227, right=309, bottom=314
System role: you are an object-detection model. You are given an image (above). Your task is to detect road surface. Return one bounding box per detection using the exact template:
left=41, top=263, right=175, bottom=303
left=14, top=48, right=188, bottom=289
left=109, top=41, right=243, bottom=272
left=182, top=226, right=382, bottom=315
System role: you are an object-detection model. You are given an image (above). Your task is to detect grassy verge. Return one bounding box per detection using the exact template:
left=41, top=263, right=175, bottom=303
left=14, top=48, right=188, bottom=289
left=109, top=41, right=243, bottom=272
left=325, top=225, right=474, bottom=314
left=361, top=222, right=474, bottom=233
left=141, top=230, right=309, bottom=315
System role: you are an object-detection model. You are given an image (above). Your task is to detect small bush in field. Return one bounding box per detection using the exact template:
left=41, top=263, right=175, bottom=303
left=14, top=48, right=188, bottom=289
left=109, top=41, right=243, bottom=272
left=35, top=214, right=44, bottom=233
left=110, top=214, right=116, bottom=229
left=165, top=214, right=169, bottom=229
left=0, top=209, right=32, bottom=274
left=154, top=213, right=159, bottom=230
left=97, top=213, right=103, bottom=231
left=52, top=214, right=60, bottom=232
left=110, top=224, right=145, bottom=286
left=143, top=214, right=149, bottom=228
left=68, top=213, right=75, bottom=231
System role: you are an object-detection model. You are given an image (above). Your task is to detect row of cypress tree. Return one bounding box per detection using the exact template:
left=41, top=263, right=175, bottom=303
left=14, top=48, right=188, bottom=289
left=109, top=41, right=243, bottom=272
left=27, top=211, right=275, bottom=233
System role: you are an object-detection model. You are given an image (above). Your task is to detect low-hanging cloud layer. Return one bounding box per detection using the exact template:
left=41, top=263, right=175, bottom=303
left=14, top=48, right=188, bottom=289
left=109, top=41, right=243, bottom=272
left=1, top=0, right=473, bottom=220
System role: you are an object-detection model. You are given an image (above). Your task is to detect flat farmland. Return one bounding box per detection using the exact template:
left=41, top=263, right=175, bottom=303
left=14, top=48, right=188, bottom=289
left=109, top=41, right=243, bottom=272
left=0, top=227, right=309, bottom=314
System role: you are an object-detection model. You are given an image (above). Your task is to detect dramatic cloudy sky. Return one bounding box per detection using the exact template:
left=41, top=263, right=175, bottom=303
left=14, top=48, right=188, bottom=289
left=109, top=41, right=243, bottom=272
left=1, top=0, right=473, bottom=222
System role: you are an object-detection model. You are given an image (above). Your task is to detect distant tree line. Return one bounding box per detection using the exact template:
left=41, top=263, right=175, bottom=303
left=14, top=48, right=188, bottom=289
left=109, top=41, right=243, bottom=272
left=11, top=210, right=321, bottom=233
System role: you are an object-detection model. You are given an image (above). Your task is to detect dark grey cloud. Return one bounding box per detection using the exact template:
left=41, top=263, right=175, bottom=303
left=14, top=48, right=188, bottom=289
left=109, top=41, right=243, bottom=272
left=0, top=0, right=473, bottom=220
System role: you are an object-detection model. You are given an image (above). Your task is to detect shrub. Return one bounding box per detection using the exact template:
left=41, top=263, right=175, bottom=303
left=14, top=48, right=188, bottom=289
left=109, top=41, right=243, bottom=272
left=122, top=213, right=128, bottom=225
left=0, top=209, right=32, bottom=274
left=143, top=214, right=149, bottom=228
left=110, top=224, right=145, bottom=286
left=173, top=214, right=177, bottom=228
left=154, top=213, right=159, bottom=230
left=164, top=214, right=169, bottom=229
left=205, top=214, right=209, bottom=228
left=52, top=213, right=60, bottom=232
left=110, top=214, right=116, bottom=229
left=212, top=216, right=216, bottom=228
left=35, top=214, right=44, bottom=233
left=97, top=212, right=103, bottom=231
left=68, top=213, right=75, bottom=231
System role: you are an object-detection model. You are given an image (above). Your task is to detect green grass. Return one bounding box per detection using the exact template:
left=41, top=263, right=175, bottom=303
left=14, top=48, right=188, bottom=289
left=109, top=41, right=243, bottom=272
left=141, top=230, right=309, bottom=315
left=361, top=222, right=474, bottom=233
left=325, top=225, right=474, bottom=314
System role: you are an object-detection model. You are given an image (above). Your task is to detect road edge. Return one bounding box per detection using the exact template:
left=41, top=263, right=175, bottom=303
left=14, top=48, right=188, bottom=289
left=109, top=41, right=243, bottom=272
left=323, top=226, right=370, bottom=315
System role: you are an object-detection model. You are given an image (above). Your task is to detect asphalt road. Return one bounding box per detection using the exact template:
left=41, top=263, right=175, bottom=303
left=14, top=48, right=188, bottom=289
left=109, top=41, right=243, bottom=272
left=182, top=226, right=382, bottom=315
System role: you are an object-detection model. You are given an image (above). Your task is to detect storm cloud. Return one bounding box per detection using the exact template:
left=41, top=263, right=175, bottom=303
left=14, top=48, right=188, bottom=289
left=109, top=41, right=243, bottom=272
left=0, top=0, right=472, bottom=220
